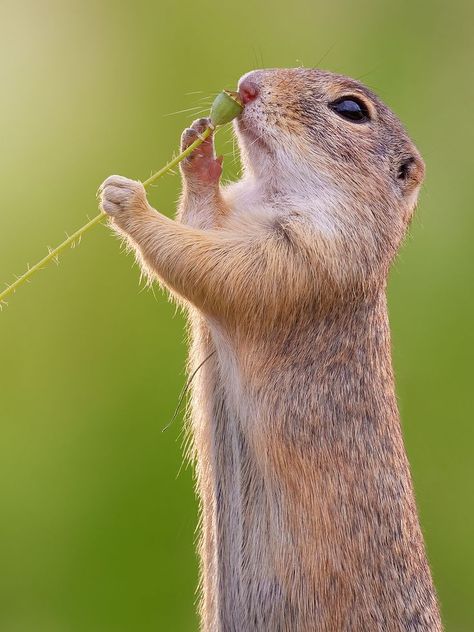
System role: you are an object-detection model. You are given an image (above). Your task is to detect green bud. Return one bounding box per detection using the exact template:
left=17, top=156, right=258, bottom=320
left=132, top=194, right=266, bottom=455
left=209, top=90, right=244, bottom=127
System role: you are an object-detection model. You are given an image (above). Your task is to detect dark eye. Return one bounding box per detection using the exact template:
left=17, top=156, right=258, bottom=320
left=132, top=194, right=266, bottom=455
left=329, top=97, right=370, bottom=123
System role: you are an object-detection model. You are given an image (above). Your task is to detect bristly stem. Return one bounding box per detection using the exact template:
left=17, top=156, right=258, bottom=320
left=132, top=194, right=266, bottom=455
left=0, top=213, right=106, bottom=304
left=142, top=126, right=212, bottom=187
left=0, top=126, right=213, bottom=306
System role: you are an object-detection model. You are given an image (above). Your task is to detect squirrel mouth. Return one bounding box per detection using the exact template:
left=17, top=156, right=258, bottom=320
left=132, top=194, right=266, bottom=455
left=236, top=117, right=269, bottom=151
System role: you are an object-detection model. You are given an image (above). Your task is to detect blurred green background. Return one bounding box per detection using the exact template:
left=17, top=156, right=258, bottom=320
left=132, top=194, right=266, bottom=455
left=0, top=0, right=473, bottom=630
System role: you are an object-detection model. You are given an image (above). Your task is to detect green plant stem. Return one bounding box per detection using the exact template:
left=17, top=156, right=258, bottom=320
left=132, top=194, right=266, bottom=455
left=142, top=126, right=212, bottom=187
left=0, top=126, right=213, bottom=305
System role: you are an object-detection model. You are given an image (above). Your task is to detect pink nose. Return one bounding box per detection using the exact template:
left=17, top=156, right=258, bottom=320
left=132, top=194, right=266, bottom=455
left=239, top=79, right=259, bottom=104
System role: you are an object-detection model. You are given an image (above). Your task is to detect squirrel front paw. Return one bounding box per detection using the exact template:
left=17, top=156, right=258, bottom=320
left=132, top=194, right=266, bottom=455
left=180, top=118, right=223, bottom=188
left=99, top=175, right=149, bottom=218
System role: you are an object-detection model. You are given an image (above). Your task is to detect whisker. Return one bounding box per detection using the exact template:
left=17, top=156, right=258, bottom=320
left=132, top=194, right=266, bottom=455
left=355, top=66, right=380, bottom=82
left=314, top=43, right=337, bottom=69
left=163, top=106, right=205, bottom=117
left=162, top=351, right=216, bottom=432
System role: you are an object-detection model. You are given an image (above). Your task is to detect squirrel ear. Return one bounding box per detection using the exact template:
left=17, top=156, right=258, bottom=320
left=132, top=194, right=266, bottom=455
left=396, top=153, right=425, bottom=193
left=396, top=153, right=425, bottom=224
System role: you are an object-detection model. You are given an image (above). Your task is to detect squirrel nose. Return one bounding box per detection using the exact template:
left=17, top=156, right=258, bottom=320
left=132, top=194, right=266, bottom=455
left=239, top=79, right=259, bottom=104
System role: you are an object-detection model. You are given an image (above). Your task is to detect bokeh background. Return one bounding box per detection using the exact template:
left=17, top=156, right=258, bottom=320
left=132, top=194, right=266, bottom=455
left=0, top=0, right=473, bottom=630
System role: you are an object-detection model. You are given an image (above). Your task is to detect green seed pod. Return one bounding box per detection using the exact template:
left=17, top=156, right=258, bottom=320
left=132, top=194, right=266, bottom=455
left=209, top=90, right=244, bottom=127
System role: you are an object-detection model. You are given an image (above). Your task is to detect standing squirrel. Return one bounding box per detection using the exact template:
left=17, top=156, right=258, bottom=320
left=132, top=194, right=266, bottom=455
left=99, top=68, right=442, bottom=631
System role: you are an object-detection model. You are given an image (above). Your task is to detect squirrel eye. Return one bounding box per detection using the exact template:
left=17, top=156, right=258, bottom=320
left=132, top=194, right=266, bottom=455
left=329, top=97, right=370, bottom=123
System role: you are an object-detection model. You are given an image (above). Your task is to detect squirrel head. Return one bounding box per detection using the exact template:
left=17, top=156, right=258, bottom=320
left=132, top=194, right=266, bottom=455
left=234, top=68, right=425, bottom=274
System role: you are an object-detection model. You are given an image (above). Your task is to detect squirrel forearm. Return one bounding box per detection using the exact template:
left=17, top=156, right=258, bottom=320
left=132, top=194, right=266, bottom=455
left=177, top=186, right=229, bottom=230
left=112, top=205, right=306, bottom=320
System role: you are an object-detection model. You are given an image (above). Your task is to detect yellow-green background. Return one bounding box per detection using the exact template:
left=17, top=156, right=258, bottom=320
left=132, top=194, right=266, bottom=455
left=0, top=0, right=472, bottom=630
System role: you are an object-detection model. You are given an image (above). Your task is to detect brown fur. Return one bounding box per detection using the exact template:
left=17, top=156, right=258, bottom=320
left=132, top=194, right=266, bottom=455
left=99, top=68, right=442, bottom=631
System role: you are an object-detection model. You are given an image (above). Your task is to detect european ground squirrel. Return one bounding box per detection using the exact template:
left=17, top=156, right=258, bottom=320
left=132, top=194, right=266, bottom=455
left=100, top=68, right=442, bottom=631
